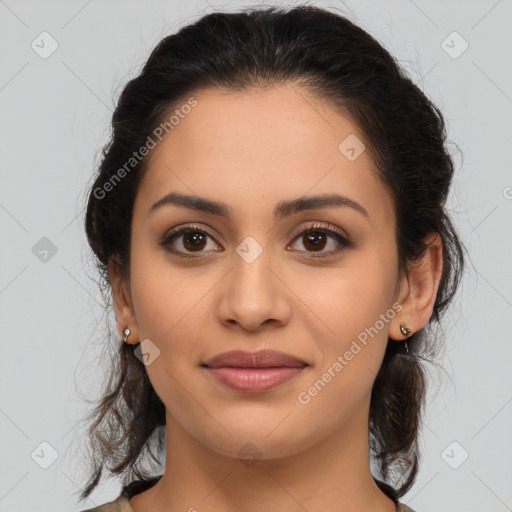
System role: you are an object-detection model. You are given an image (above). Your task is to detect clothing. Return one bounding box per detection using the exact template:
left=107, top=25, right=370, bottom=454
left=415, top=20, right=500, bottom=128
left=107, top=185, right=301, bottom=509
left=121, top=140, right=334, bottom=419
left=80, top=475, right=416, bottom=511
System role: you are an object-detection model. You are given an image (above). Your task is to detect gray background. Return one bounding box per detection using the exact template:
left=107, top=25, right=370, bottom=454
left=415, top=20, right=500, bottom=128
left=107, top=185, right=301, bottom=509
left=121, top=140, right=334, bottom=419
left=1, top=1, right=511, bottom=511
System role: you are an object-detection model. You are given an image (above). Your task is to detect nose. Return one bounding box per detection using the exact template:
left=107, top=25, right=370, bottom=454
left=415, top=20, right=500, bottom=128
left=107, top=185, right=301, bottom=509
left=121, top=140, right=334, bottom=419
left=216, top=246, right=292, bottom=332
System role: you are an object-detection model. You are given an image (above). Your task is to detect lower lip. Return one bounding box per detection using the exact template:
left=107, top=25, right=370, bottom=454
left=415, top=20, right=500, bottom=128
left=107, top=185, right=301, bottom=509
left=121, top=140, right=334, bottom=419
left=204, top=366, right=306, bottom=393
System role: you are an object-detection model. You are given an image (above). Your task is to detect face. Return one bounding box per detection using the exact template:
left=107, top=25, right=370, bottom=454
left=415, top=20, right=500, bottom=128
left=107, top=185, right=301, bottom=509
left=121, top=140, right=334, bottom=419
left=119, top=84, right=404, bottom=460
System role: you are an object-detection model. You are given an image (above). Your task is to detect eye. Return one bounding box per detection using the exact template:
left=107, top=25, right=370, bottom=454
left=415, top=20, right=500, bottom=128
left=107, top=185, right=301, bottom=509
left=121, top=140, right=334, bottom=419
left=160, top=222, right=351, bottom=259
left=287, top=222, right=351, bottom=257
left=160, top=224, right=221, bottom=258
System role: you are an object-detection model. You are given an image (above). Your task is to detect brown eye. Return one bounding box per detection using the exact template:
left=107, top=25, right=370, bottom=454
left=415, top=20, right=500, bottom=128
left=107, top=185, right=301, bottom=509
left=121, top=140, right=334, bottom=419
left=161, top=225, right=221, bottom=257
left=288, top=224, right=350, bottom=258
left=161, top=222, right=351, bottom=259
left=181, top=231, right=208, bottom=252
left=301, top=230, right=329, bottom=252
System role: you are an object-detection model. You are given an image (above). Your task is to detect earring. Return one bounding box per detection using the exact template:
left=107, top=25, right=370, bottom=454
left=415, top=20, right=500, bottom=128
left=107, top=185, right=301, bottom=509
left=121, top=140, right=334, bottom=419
left=400, top=322, right=412, bottom=354
left=400, top=322, right=411, bottom=337
left=123, top=328, right=131, bottom=344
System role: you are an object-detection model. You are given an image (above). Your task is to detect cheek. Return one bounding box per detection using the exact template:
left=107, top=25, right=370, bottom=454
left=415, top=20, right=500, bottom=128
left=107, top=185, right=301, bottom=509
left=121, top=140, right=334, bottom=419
left=128, top=251, right=211, bottom=412
left=303, top=250, right=397, bottom=335
left=130, top=239, right=194, bottom=333
left=293, top=276, right=396, bottom=418
left=297, top=252, right=398, bottom=395
left=129, top=245, right=216, bottom=363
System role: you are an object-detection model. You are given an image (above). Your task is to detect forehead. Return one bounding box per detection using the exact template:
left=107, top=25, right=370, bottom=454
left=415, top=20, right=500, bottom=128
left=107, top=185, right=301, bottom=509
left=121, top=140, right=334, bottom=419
left=136, top=84, right=395, bottom=226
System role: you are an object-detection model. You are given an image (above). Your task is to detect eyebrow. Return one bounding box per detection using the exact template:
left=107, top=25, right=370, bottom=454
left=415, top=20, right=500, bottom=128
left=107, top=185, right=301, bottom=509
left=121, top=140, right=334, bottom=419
left=148, top=191, right=369, bottom=222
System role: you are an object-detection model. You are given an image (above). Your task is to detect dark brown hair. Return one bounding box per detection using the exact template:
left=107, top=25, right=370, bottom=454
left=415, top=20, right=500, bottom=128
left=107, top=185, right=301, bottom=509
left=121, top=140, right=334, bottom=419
left=76, top=4, right=465, bottom=503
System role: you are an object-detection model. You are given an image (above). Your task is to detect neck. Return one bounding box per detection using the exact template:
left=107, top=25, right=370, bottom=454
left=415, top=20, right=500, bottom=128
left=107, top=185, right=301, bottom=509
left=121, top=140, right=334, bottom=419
left=131, top=403, right=397, bottom=512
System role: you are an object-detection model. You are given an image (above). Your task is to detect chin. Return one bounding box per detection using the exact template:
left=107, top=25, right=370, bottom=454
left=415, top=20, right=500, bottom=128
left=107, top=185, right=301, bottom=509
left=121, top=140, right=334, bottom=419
left=192, top=419, right=318, bottom=462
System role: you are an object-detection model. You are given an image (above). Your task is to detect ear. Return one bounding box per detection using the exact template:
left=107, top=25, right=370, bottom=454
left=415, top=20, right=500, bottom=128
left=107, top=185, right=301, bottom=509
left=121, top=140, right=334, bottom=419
left=389, top=233, right=443, bottom=341
left=108, top=257, right=139, bottom=344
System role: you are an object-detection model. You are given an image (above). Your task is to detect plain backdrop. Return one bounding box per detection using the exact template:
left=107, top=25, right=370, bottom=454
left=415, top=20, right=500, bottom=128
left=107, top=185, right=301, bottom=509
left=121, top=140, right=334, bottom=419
left=1, top=1, right=511, bottom=511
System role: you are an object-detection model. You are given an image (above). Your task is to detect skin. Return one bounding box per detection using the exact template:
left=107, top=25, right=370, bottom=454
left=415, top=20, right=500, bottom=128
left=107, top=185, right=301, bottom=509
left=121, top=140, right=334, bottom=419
left=109, top=84, right=443, bottom=512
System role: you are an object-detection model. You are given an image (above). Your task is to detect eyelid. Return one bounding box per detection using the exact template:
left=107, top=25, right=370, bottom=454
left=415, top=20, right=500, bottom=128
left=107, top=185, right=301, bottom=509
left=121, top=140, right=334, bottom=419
left=289, top=221, right=350, bottom=244
left=160, top=221, right=352, bottom=257
left=163, top=223, right=217, bottom=240
left=161, top=223, right=222, bottom=251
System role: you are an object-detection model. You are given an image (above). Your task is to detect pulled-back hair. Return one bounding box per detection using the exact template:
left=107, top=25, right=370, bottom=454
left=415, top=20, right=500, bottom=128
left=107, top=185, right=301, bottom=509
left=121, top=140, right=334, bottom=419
left=77, top=4, right=465, bottom=502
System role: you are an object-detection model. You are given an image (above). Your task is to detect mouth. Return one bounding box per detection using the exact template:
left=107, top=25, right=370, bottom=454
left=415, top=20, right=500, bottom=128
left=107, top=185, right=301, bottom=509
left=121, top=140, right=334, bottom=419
left=201, top=349, right=308, bottom=393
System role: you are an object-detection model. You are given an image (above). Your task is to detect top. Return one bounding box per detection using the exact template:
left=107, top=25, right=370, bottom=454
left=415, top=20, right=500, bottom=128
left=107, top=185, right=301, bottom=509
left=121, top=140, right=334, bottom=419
left=80, top=475, right=416, bottom=512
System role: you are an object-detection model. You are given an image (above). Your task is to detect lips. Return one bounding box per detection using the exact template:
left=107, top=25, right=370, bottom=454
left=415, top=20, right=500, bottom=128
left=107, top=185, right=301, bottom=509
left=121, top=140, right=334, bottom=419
left=202, top=349, right=308, bottom=393
left=202, top=349, right=308, bottom=369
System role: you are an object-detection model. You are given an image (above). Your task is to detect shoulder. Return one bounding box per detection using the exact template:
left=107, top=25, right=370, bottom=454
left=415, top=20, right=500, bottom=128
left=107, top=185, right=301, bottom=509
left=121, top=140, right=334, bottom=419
left=80, top=494, right=131, bottom=512
left=79, top=475, right=162, bottom=512
left=397, top=502, right=417, bottom=512
left=374, top=478, right=416, bottom=512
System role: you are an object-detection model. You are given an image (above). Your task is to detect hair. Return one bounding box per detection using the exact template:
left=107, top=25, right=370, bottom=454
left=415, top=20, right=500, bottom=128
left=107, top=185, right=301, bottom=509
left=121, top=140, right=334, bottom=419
left=77, top=4, right=465, bottom=503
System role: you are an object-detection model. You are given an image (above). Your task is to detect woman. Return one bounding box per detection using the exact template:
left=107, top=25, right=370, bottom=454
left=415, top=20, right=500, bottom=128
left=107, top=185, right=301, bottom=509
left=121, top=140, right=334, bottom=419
left=76, top=5, right=465, bottom=512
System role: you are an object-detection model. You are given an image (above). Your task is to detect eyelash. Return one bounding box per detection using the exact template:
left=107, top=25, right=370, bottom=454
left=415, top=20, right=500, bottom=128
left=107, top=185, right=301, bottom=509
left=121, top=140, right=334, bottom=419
left=160, top=222, right=352, bottom=260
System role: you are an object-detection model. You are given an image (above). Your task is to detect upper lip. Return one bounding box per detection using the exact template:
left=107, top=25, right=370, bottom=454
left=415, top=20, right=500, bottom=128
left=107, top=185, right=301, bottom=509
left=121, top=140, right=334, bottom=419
left=203, top=349, right=308, bottom=368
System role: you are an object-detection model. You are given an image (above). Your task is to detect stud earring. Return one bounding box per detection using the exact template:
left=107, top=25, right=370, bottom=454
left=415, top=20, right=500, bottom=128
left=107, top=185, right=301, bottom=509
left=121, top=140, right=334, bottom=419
left=123, top=328, right=131, bottom=344
left=399, top=322, right=412, bottom=354
left=400, top=322, right=411, bottom=337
